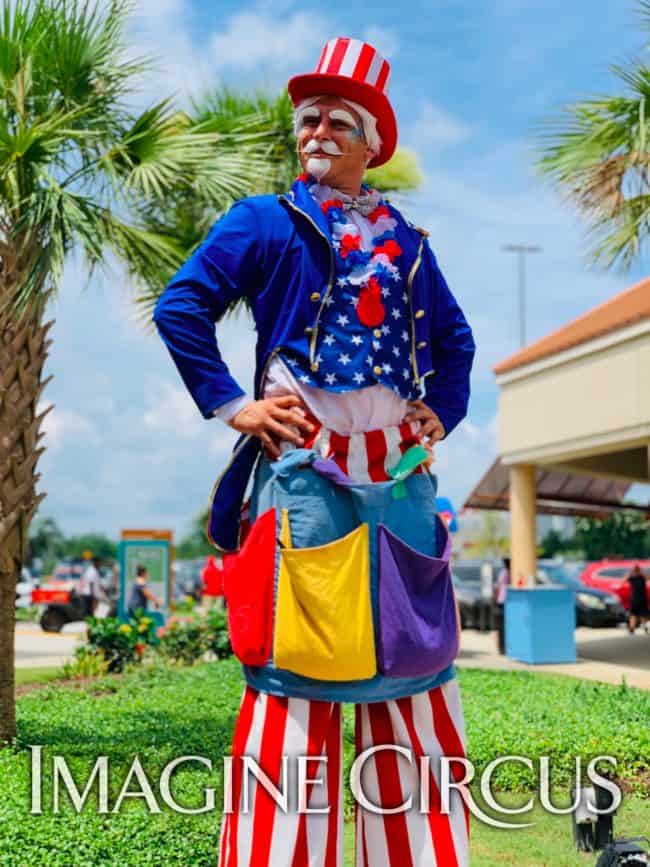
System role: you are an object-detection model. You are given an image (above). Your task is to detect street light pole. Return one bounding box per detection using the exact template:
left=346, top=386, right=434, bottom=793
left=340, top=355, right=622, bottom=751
left=502, top=244, right=542, bottom=347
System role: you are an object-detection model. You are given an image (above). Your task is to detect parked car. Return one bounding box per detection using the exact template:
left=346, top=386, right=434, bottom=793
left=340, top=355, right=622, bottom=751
left=451, top=558, right=503, bottom=630
left=579, top=559, right=650, bottom=611
left=32, top=558, right=89, bottom=632
left=537, top=560, right=626, bottom=627
left=451, top=572, right=483, bottom=629
left=16, top=567, right=39, bottom=609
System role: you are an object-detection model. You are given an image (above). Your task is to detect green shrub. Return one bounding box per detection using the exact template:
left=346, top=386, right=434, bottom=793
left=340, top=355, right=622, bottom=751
left=156, top=616, right=208, bottom=665
left=204, top=606, right=232, bottom=659
left=84, top=616, right=148, bottom=672
left=62, top=647, right=109, bottom=679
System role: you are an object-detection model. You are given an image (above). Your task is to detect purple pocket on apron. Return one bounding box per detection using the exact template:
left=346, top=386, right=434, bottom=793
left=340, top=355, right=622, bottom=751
left=377, top=517, right=459, bottom=678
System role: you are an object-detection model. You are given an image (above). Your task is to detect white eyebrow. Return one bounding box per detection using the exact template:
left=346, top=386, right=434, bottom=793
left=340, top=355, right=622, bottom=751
left=298, top=106, right=321, bottom=123
left=329, top=108, right=357, bottom=127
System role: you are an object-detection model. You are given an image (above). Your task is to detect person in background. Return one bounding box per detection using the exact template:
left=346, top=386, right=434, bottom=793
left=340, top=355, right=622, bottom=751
left=200, top=555, right=224, bottom=609
left=79, top=556, right=102, bottom=618
left=494, top=556, right=511, bottom=654
left=127, top=565, right=161, bottom=619
left=626, top=563, right=649, bottom=634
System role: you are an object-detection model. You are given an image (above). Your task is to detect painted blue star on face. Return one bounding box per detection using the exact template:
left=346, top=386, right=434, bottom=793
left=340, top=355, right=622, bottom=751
left=336, top=313, right=349, bottom=327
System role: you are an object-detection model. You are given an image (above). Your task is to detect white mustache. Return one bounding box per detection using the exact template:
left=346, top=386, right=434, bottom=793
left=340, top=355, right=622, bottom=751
left=302, top=139, right=343, bottom=156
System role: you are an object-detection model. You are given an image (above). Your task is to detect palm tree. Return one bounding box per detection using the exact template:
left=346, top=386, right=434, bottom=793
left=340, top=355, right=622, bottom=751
left=0, top=0, right=270, bottom=746
left=536, top=1, right=650, bottom=270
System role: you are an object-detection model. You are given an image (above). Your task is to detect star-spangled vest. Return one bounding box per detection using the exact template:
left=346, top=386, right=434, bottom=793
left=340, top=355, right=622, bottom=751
left=281, top=200, right=416, bottom=399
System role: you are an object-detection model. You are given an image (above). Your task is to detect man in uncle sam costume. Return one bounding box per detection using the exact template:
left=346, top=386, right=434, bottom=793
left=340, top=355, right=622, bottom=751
left=154, top=36, right=475, bottom=867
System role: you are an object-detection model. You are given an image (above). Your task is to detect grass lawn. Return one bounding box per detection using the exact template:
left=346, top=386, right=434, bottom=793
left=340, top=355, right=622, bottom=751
left=15, top=667, right=67, bottom=687
left=1, top=658, right=647, bottom=865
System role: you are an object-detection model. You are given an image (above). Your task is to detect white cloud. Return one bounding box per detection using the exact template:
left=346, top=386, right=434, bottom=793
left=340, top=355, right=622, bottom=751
left=39, top=405, right=101, bottom=452
left=362, top=26, right=399, bottom=59
left=210, top=11, right=328, bottom=71
left=142, top=379, right=206, bottom=439
left=407, top=102, right=471, bottom=150
left=433, top=413, right=499, bottom=510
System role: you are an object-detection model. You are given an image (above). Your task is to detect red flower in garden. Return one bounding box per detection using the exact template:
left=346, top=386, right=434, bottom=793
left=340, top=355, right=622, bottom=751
left=339, top=233, right=362, bottom=258
left=135, top=642, right=145, bottom=656
left=373, top=239, right=402, bottom=260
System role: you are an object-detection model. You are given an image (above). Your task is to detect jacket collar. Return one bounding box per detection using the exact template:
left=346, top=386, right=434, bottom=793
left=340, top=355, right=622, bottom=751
left=281, top=176, right=331, bottom=239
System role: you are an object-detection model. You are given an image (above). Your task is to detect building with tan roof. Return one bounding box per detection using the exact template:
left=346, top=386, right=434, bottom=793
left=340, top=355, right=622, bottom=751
left=464, top=277, right=650, bottom=583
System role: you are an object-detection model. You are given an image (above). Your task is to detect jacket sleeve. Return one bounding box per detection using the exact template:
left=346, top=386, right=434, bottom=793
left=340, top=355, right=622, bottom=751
left=421, top=241, right=476, bottom=438
left=153, top=200, right=261, bottom=419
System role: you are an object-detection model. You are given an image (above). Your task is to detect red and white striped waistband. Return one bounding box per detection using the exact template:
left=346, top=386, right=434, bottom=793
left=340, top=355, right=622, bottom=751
left=297, top=418, right=423, bottom=483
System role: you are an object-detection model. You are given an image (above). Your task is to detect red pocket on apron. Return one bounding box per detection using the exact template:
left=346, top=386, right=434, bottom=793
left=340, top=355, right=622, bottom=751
left=223, top=507, right=276, bottom=666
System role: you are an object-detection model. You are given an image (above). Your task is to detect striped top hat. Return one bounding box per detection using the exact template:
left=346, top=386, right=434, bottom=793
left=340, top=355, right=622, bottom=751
left=288, top=37, right=397, bottom=168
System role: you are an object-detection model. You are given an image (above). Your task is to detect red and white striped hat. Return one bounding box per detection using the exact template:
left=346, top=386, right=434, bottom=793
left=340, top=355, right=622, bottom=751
left=288, top=37, right=397, bottom=168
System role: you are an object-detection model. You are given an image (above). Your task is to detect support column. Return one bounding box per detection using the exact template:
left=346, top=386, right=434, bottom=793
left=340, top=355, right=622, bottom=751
left=509, top=463, right=537, bottom=586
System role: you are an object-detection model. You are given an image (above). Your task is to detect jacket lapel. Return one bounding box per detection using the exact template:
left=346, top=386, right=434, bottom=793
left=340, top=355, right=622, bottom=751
left=282, top=178, right=332, bottom=240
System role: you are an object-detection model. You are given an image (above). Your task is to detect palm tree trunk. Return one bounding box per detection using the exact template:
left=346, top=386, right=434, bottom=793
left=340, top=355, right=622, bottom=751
left=0, top=299, right=52, bottom=746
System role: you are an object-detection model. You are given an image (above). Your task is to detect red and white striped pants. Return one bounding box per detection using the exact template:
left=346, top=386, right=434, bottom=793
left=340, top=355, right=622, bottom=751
left=217, top=679, right=470, bottom=866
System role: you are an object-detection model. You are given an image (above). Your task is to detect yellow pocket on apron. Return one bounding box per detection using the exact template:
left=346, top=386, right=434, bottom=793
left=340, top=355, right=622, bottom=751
left=273, top=510, right=376, bottom=681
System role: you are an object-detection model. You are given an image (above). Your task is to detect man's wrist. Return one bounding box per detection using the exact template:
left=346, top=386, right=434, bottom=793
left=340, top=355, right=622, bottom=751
left=212, top=394, right=253, bottom=424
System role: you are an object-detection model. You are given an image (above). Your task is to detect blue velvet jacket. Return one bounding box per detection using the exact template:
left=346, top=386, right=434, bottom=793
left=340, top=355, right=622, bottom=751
left=153, top=180, right=476, bottom=551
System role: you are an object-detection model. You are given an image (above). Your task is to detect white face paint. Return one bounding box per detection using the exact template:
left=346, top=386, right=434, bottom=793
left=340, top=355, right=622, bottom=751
left=306, top=156, right=331, bottom=180
left=303, top=138, right=343, bottom=156
left=329, top=108, right=360, bottom=131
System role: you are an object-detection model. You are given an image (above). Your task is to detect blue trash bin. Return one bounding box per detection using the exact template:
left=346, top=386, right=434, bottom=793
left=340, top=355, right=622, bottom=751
left=505, top=586, right=576, bottom=664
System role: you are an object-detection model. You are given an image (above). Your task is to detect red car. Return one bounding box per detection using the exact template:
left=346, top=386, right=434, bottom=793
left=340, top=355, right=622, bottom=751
left=580, top=560, right=650, bottom=611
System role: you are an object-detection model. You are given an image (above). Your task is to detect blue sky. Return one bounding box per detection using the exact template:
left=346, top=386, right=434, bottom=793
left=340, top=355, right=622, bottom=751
left=41, top=0, right=648, bottom=539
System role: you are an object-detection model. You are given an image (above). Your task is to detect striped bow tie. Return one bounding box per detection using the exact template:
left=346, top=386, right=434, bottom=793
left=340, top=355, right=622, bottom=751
left=339, top=191, right=382, bottom=217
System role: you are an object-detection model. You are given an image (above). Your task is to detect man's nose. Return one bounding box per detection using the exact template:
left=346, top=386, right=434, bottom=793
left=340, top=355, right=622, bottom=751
left=313, top=118, right=332, bottom=139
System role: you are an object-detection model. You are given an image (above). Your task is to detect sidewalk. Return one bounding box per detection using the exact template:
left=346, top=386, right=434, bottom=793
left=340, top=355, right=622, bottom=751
left=15, top=622, right=84, bottom=669
left=456, top=625, right=650, bottom=691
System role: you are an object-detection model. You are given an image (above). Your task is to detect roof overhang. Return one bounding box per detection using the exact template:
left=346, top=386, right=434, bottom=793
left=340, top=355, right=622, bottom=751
left=463, top=458, right=650, bottom=518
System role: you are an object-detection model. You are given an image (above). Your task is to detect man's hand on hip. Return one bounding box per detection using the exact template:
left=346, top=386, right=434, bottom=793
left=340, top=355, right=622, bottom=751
left=403, top=399, right=446, bottom=455
left=228, top=395, right=315, bottom=459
